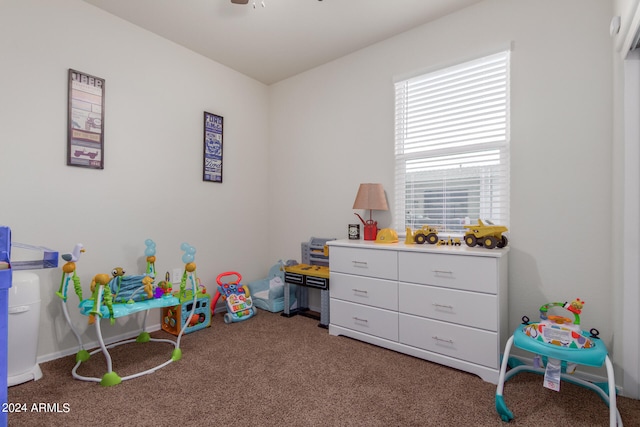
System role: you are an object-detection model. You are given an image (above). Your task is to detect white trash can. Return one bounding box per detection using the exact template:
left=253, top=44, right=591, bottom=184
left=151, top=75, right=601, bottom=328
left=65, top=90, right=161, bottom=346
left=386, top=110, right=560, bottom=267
left=8, top=271, right=42, bottom=386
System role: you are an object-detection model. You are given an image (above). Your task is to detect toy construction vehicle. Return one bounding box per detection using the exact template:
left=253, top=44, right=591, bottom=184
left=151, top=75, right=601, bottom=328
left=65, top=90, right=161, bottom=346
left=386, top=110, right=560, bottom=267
left=436, top=236, right=461, bottom=247
left=405, top=225, right=440, bottom=245
left=463, top=219, right=508, bottom=249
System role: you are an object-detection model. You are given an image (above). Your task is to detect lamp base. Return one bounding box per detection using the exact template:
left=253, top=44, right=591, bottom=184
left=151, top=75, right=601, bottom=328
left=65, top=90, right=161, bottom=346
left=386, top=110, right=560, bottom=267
left=363, top=224, right=378, bottom=241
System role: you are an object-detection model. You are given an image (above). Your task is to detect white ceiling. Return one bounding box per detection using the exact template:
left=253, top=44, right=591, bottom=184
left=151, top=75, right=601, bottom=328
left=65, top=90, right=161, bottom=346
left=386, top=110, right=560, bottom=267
left=81, top=0, right=482, bottom=85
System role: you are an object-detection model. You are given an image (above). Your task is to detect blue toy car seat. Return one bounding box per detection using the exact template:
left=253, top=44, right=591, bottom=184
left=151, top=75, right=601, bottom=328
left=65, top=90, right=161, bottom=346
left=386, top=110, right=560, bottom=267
left=246, top=260, right=297, bottom=313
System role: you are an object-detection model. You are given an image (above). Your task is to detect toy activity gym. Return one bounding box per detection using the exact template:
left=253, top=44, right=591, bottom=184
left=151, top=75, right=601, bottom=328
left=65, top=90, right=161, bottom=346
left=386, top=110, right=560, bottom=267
left=160, top=272, right=212, bottom=336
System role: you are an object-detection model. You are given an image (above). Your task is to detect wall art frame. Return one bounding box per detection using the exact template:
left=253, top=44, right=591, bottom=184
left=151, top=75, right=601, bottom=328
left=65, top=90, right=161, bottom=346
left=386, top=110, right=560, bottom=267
left=67, top=69, right=105, bottom=169
left=203, top=111, right=223, bottom=183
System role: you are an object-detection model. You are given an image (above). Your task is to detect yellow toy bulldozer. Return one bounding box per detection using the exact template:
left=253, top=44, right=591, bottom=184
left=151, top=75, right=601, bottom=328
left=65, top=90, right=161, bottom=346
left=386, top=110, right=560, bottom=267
left=405, top=225, right=440, bottom=245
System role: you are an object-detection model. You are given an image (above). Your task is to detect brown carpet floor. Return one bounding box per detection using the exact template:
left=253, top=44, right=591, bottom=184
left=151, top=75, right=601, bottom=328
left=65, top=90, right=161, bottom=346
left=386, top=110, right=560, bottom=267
left=7, top=310, right=640, bottom=426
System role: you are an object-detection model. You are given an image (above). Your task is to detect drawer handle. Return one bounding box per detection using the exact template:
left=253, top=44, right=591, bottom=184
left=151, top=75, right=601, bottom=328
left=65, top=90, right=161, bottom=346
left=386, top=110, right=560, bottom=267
left=432, top=336, right=454, bottom=344
left=433, top=270, right=453, bottom=275
left=352, top=261, right=368, bottom=267
left=432, top=303, right=453, bottom=309
left=352, top=289, right=368, bottom=294
left=353, top=317, right=368, bottom=323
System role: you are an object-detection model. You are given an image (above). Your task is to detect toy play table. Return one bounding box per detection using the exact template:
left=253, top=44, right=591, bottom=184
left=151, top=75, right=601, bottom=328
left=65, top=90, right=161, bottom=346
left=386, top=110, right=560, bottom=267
left=282, top=264, right=329, bottom=328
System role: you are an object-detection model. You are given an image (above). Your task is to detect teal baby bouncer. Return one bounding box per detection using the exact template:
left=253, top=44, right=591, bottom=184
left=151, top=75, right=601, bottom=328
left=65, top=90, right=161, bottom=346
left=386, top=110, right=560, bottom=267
left=495, top=298, right=622, bottom=426
left=56, top=240, right=200, bottom=386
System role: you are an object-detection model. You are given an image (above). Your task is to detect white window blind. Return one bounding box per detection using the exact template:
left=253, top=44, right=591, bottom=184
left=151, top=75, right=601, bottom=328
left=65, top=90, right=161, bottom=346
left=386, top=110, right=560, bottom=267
left=394, top=50, right=510, bottom=235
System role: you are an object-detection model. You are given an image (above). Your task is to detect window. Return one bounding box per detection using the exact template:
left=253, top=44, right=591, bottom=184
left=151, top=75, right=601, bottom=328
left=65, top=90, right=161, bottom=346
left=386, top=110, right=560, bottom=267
left=394, top=50, right=510, bottom=235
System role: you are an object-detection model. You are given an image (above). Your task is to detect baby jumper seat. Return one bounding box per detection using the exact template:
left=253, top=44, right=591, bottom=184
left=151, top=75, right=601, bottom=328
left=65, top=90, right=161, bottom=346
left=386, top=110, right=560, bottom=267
left=57, top=240, right=200, bottom=387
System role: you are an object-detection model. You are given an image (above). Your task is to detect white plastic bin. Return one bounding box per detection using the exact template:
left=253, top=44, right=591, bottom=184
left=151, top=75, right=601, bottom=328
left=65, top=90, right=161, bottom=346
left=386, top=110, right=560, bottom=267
left=8, top=271, right=42, bottom=386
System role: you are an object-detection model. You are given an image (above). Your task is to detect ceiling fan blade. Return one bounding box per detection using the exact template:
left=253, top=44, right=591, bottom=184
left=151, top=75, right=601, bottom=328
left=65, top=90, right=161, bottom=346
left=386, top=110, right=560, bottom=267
left=231, top=0, right=249, bottom=4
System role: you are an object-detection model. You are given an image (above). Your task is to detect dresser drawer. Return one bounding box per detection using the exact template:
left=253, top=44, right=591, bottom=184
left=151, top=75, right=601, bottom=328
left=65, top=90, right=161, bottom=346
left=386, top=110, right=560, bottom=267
left=399, top=314, right=498, bottom=368
left=330, top=247, right=397, bottom=280
left=398, top=252, right=497, bottom=293
left=330, top=272, right=398, bottom=311
left=398, top=283, right=497, bottom=331
left=330, top=299, right=398, bottom=341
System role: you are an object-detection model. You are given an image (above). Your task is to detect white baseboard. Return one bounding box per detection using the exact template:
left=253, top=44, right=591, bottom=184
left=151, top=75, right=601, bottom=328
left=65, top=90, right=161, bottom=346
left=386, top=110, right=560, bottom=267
left=36, top=301, right=310, bottom=365
left=37, top=322, right=164, bottom=364
left=38, top=300, right=230, bottom=364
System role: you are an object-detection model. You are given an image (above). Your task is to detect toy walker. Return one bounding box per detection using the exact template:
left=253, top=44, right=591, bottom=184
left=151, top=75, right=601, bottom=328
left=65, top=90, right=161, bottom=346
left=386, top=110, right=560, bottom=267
left=213, top=271, right=256, bottom=324
left=495, top=299, right=622, bottom=426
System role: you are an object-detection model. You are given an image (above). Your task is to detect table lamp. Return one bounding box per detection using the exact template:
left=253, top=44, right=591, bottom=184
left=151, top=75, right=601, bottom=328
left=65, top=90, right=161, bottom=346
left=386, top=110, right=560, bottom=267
left=352, top=183, right=389, bottom=240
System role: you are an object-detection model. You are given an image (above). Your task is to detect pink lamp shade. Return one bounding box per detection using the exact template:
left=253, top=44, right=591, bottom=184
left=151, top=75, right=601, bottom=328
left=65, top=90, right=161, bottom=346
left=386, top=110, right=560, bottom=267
left=352, top=183, right=389, bottom=240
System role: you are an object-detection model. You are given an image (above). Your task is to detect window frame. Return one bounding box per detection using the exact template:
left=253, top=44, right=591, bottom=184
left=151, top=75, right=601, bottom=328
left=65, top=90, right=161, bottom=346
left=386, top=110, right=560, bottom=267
left=393, top=50, right=511, bottom=237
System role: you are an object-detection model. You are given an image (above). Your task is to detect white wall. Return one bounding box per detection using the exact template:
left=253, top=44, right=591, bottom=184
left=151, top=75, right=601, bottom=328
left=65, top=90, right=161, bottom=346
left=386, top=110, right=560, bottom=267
left=269, top=0, right=620, bottom=387
left=0, top=0, right=270, bottom=360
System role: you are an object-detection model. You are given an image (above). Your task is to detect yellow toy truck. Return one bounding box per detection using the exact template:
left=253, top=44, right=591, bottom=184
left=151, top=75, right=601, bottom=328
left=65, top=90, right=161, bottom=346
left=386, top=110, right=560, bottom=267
left=463, top=219, right=508, bottom=249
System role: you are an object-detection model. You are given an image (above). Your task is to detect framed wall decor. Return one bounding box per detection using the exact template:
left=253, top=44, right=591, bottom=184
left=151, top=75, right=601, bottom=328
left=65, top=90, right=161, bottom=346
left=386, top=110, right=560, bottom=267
left=203, top=111, right=223, bottom=183
left=67, top=69, right=105, bottom=169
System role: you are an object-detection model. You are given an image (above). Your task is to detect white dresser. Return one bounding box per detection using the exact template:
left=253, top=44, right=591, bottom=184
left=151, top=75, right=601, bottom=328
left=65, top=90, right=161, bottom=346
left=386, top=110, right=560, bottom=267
left=327, top=239, right=508, bottom=384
